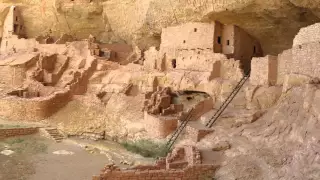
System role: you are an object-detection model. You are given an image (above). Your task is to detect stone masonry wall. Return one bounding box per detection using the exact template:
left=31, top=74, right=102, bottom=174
left=144, top=112, right=178, bottom=138
left=291, top=42, right=320, bottom=78
left=250, top=55, right=278, bottom=86
left=220, top=58, right=244, bottom=82
left=93, top=146, right=217, bottom=180
left=93, top=164, right=216, bottom=180
left=0, top=53, right=39, bottom=87
left=250, top=56, right=268, bottom=85
left=190, top=98, right=214, bottom=121
left=0, top=127, right=38, bottom=139
left=174, top=49, right=222, bottom=72
left=160, top=22, right=216, bottom=60
left=277, top=49, right=292, bottom=85
left=0, top=89, right=72, bottom=121
left=293, top=23, right=320, bottom=47
left=186, top=124, right=214, bottom=142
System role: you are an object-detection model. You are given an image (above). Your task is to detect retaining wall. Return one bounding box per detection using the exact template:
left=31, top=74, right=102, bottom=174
left=0, top=127, right=38, bottom=138
left=144, top=112, right=178, bottom=138
left=0, top=89, right=72, bottom=121
left=93, top=164, right=216, bottom=180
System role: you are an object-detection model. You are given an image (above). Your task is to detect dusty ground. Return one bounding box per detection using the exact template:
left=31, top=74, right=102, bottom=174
left=0, top=135, right=153, bottom=180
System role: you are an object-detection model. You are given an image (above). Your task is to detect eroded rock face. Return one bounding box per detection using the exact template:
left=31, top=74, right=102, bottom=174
left=181, top=84, right=320, bottom=180
left=0, top=0, right=319, bottom=54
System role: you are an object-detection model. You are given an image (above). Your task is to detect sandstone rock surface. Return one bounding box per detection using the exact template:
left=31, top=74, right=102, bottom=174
left=0, top=0, right=319, bottom=54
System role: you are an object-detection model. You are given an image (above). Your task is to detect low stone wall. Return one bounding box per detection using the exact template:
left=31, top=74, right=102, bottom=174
left=183, top=98, right=214, bottom=121
left=0, top=53, right=40, bottom=87
left=220, top=59, right=243, bottom=82
left=144, top=112, right=178, bottom=138
left=0, top=89, right=72, bottom=121
left=93, top=146, right=217, bottom=180
left=93, top=164, right=216, bottom=180
left=0, top=127, right=38, bottom=139
left=186, top=124, right=214, bottom=142
left=144, top=96, right=213, bottom=139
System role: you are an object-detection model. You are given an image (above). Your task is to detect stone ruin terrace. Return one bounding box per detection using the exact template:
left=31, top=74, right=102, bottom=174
left=0, top=5, right=319, bottom=180
left=93, top=146, right=217, bottom=180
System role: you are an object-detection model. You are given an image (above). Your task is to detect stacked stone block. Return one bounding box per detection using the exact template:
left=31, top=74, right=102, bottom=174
left=186, top=124, right=214, bottom=142
left=250, top=55, right=278, bottom=86
left=144, top=112, right=178, bottom=138
left=0, top=127, right=38, bottom=139
left=144, top=87, right=183, bottom=116
left=0, top=89, right=72, bottom=121
left=93, top=146, right=216, bottom=180
left=88, top=35, right=112, bottom=59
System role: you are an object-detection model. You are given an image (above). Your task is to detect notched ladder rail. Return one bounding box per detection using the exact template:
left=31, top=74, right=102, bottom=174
left=206, top=71, right=250, bottom=128
left=165, top=108, right=195, bottom=153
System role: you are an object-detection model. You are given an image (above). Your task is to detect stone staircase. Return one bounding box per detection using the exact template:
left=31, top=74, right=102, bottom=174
left=43, top=128, right=65, bottom=142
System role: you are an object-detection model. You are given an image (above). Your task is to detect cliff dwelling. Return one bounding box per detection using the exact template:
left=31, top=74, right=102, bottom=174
left=160, top=22, right=263, bottom=72
left=0, top=3, right=319, bottom=180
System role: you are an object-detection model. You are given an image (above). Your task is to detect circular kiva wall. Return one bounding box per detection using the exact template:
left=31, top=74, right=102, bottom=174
left=0, top=89, right=72, bottom=121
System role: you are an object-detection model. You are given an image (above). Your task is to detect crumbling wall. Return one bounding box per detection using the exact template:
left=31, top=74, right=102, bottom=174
left=220, top=59, right=244, bottom=82
left=144, top=112, right=178, bottom=138
left=144, top=87, right=183, bottom=116
left=186, top=124, right=214, bottom=142
left=69, top=57, right=97, bottom=95
left=34, top=53, right=69, bottom=86
left=0, top=53, right=39, bottom=86
left=186, top=98, right=214, bottom=121
left=93, top=164, right=215, bottom=180
left=0, top=89, right=72, bottom=121
left=0, top=127, right=38, bottom=139
left=37, top=44, right=68, bottom=55
left=93, top=146, right=216, bottom=180
left=1, top=35, right=38, bottom=53
left=100, top=43, right=133, bottom=64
